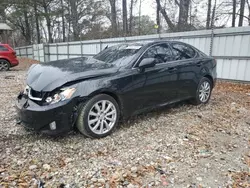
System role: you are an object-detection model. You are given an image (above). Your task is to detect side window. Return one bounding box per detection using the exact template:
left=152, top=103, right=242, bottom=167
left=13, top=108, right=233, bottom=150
left=0, top=45, right=9, bottom=52
left=142, top=44, right=173, bottom=64
left=171, top=43, right=196, bottom=60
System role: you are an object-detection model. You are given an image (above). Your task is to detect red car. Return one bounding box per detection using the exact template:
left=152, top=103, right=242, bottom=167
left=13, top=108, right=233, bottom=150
left=0, top=44, right=19, bottom=71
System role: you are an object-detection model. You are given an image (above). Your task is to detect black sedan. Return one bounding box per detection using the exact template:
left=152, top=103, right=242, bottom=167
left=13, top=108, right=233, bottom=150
left=16, top=41, right=217, bottom=138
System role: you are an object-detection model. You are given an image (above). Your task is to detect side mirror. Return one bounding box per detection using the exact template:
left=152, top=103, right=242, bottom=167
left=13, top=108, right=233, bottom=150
left=138, top=58, right=156, bottom=69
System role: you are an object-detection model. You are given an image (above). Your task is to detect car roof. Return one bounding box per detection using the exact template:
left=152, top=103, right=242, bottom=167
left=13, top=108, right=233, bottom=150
left=125, top=40, right=187, bottom=46
left=0, top=43, right=11, bottom=47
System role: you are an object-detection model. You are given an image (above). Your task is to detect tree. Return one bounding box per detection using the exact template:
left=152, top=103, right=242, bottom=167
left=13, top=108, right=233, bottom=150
left=232, top=0, right=236, bottom=27
left=211, top=0, right=217, bottom=28
left=23, top=3, right=32, bottom=44
left=156, top=1, right=160, bottom=33
left=155, top=0, right=193, bottom=32
left=238, top=0, right=245, bottom=26
left=33, top=0, right=41, bottom=44
left=206, top=0, right=212, bottom=29
left=60, top=0, right=66, bottom=42
left=177, top=0, right=191, bottom=31
left=41, top=0, right=53, bottom=43
left=155, top=0, right=175, bottom=31
left=2, top=0, right=248, bottom=47
left=130, top=15, right=156, bottom=35
left=68, top=0, right=80, bottom=41
left=0, top=0, right=8, bottom=22
left=66, top=0, right=106, bottom=41
left=129, top=0, right=136, bottom=35
left=247, top=0, right=250, bottom=25
left=109, top=0, right=118, bottom=37
left=6, top=0, right=33, bottom=45
left=122, top=0, right=128, bottom=35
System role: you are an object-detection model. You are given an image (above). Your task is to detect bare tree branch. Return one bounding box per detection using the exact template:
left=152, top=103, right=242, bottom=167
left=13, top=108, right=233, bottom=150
left=155, top=0, right=175, bottom=31
left=174, top=0, right=180, bottom=6
left=220, top=12, right=250, bottom=21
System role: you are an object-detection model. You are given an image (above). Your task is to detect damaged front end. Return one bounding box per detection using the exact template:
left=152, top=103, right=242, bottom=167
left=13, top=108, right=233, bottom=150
left=16, top=84, right=80, bottom=135
left=15, top=57, right=119, bottom=135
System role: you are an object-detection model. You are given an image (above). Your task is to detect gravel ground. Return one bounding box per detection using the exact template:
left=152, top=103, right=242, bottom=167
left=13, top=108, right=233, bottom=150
left=0, top=64, right=250, bottom=187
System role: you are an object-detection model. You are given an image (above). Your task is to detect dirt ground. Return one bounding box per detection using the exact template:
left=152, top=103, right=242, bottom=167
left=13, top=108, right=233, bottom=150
left=0, top=59, right=249, bottom=188
left=12, top=57, right=39, bottom=71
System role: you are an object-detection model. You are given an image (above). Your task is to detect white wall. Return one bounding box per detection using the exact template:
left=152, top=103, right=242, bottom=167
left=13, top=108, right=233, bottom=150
left=16, top=26, right=250, bottom=82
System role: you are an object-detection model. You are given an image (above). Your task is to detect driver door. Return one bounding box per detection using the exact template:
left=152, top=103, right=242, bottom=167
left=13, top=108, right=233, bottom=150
left=135, top=43, right=179, bottom=109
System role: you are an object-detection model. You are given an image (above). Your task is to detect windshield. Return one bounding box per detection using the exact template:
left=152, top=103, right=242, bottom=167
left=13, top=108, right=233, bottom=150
left=93, top=44, right=142, bottom=66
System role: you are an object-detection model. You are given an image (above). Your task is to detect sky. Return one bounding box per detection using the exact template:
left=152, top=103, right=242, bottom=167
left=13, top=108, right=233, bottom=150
left=132, top=0, right=209, bottom=27
left=132, top=0, right=249, bottom=28
left=135, top=0, right=156, bottom=20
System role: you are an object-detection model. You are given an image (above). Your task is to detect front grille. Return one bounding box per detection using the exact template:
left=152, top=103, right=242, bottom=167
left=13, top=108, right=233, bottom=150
left=30, top=89, right=43, bottom=98
left=27, top=87, right=47, bottom=102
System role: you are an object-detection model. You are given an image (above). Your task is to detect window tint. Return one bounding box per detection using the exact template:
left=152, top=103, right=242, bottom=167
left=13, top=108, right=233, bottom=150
left=171, top=43, right=196, bottom=60
left=142, top=44, right=173, bottom=64
left=0, top=45, right=9, bottom=52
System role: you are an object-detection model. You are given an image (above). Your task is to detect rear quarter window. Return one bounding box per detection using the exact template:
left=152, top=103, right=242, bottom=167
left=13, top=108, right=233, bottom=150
left=171, top=43, right=197, bottom=60
left=0, top=45, right=9, bottom=52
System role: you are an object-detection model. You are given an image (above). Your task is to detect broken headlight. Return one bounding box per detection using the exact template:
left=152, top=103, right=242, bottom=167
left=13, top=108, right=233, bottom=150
left=45, top=87, right=76, bottom=104
left=23, top=85, right=30, bottom=95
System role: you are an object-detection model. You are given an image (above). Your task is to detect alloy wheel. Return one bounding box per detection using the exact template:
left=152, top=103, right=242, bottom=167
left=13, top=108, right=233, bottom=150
left=0, top=60, right=9, bottom=71
left=199, top=81, right=211, bottom=103
left=88, top=100, right=117, bottom=135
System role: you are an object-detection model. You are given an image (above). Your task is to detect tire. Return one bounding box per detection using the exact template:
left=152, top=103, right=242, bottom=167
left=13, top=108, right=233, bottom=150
left=76, top=94, right=120, bottom=138
left=0, top=59, right=10, bottom=71
left=191, top=77, right=212, bottom=105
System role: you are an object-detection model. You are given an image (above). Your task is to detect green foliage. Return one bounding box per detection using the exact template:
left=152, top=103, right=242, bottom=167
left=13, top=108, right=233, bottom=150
left=131, top=15, right=157, bottom=35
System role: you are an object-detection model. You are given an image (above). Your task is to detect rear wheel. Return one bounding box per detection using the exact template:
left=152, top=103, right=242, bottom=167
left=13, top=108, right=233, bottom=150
left=191, top=77, right=212, bottom=105
left=76, top=94, right=120, bottom=138
left=0, top=59, right=10, bottom=71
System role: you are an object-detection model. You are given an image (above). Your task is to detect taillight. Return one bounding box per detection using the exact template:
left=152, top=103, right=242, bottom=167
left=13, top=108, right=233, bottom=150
left=12, top=51, right=16, bottom=57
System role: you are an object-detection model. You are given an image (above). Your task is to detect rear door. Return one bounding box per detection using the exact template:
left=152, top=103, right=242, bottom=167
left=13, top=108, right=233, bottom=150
left=0, top=45, right=10, bottom=58
left=169, top=42, right=200, bottom=99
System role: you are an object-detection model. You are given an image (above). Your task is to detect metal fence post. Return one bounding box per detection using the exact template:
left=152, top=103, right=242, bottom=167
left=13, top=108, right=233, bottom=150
left=100, top=40, right=102, bottom=52
left=43, top=43, right=46, bottom=62
left=209, top=27, right=215, bottom=56
left=67, top=42, right=70, bottom=59
left=209, top=0, right=216, bottom=56
left=38, top=44, right=41, bottom=62
left=158, top=32, right=162, bottom=40
left=26, top=47, right=28, bottom=58
left=47, top=44, right=50, bottom=62
left=32, top=45, right=35, bottom=60
left=56, top=43, right=59, bottom=60
left=81, top=41, right=83, bottom=57
left=42, top=44, right=44, bottom=62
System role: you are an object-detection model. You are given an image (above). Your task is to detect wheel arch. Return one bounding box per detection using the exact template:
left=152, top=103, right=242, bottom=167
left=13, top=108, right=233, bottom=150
left=0, top=57, right=11, bottom=64
left=203, top=74, right=214, bottom=88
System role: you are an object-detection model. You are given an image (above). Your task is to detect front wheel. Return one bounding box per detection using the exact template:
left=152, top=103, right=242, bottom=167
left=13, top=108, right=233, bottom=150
left=191, top=77, right=212, bottom=105
left=76, top=94, right=120, bottom=138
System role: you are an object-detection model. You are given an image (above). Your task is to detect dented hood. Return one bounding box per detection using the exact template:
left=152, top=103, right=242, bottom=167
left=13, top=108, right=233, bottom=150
left=27, top=57, right=119, bottom=91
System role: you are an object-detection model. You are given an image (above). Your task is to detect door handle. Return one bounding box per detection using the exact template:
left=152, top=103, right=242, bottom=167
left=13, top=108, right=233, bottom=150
left=168, top=67, right=177, bottom=72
